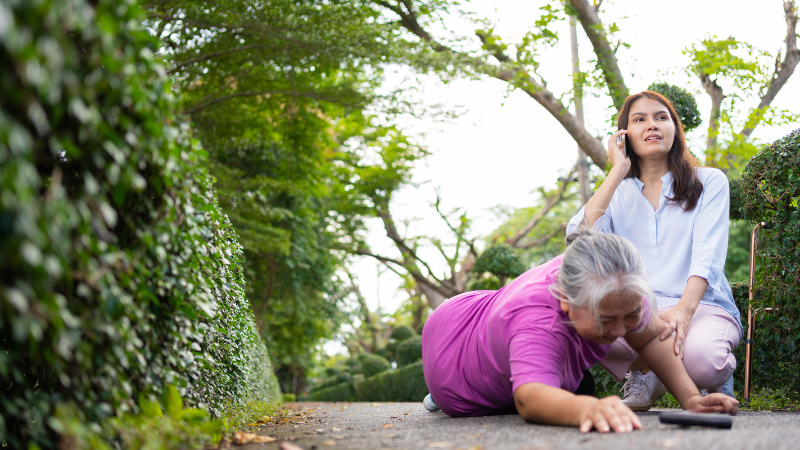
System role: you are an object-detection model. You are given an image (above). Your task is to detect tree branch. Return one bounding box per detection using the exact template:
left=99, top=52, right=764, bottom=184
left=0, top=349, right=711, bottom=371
left=180, top=90, right=352, bottom=115
left=377, top=0, right=608, bottom=168
left=700, top=72, right=724, bottom=163
left=506, top=166, right=577, bottom=248
left=739, top=1, right=799, bottom=138
left=166, top=44, right=267, bottom=74
left=569, top=0, right=629, bottom=109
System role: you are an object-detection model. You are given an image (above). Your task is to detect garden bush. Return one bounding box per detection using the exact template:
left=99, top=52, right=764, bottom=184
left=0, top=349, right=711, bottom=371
left=354, top=361, right=428, bottom=402
left=390, top=325, right=416, bottom=342
left=303, top=382, right=355, bottom=402
left=738, top=128, right=800, bottom=397
left=361, top=354, right=391, bottom=378
left=0, top=1, right=279, bottom=447
left=397, top=336, right=423, bottom=367
left=646, top=82, right=702, bottom=132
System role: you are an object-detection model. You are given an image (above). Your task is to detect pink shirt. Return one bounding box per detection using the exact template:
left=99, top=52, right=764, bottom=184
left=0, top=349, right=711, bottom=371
left=422, top=255, right=628, bottom=417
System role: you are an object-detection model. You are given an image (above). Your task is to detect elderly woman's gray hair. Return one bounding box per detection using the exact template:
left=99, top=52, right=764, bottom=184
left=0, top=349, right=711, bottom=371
left=553, top=229, right=655, bottom=325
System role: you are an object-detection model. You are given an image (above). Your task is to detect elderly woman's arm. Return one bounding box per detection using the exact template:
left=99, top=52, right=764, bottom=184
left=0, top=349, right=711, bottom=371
left=513, top=383, right=641, bottom=434
left=624, top=319, right=739, bottom=413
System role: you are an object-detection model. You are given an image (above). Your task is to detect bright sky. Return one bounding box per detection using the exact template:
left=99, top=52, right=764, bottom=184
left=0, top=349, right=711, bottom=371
left=326, top=0, right=800, bottom=354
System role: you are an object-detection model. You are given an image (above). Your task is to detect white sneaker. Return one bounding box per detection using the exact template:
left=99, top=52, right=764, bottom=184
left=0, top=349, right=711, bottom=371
left=621, top=370, right=667, bottom=411
left=423, top=393, right=440, bottom=412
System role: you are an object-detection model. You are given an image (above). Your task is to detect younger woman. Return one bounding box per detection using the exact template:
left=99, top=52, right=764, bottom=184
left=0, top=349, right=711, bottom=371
left=421, top=230, right=737, bottom=433
left=567, top=91, right=742, bottom=410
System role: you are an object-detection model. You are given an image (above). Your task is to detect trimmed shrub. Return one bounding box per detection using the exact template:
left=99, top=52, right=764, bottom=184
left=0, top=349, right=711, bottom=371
left=472, top=244, right=526, bottom=279
left=417, top=320, right=426, bottom=335
left=738, top=129, right=800, bottom=396
left=397, top=336, right=423, bottom=367
left=647, top=82, right=702, bottom=132
left=467, top=276, right=501, bottom=291
left=0, top=1, right=278, bottom=447
left=361, top=354, right=391, bottom=378
left=391, top=325, right=416, bottom=342
left=374, top=347, right=391, bottom=360
left=354, top=362, right=428, bottom=402
left=303, top=382, right=354, bottom=402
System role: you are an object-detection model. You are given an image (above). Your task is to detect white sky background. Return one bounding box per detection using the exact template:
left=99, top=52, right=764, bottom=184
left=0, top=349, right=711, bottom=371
left=324, top=0, right=800, bottom=355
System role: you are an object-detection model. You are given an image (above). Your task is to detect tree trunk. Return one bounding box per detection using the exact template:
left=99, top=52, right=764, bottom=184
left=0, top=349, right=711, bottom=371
left=570, top=17, right=593, bottom=206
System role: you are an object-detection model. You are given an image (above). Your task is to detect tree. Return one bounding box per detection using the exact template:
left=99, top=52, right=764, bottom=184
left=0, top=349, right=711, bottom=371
left=142, top=0, right=402, bottom=392
left=355, top=0, right=798, bottom=312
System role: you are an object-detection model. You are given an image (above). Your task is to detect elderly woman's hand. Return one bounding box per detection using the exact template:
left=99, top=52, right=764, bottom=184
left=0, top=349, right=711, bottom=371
left=578, top=396, right=643, bottom=434
left=658, top=306, right=694, bottom=358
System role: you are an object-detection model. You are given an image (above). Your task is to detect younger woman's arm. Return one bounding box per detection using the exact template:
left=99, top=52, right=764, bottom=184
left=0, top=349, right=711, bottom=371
left=625, top=319, right=739, bottom=413
left=514, top=382, right=641, bottom=434
left=582, top=130, right=630, bottom=226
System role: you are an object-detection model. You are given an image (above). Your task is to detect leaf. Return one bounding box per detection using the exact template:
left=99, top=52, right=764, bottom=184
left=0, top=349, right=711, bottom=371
left=138, top=393, right=163, bottom=418
left=232, top=432, right=276, bottom=445
left=162, top=384, right=182, bottom=416
left=176, top=408, right=209, bottom=423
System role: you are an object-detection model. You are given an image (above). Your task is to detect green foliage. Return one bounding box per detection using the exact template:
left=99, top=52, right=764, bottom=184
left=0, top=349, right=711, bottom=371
left=653, top=392, right=681, bottom=409
left=391, top=325, right=417, bottom=342
left=737, top=129, right=800, bottom=395
left=0, top=1, right=278, bottom=447
left=589, top=367, right=621, bottom=399
left=303, top=382, right=355, bottom=402
left=141, top=0, right=415, bottom=391
left=647, top=82, right=702, bottom=132
left=354, top=361, right=428, bottom=402
left=361, top=354, right=392, bottom=378
left=397, top=336, right=423, bottom=367
left=467, top=276, right=502, bottom=291
left=725, top=220, right=753, bottom=282
left=472, top=244, right=526, bottom=279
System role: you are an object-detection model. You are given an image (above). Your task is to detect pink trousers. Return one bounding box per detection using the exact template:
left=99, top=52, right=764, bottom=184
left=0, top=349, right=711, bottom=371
left=599, top=304, right=742, bottom=392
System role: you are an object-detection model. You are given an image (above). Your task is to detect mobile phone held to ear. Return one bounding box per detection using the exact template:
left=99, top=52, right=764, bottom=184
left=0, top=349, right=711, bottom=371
left=659, top=411, right=733, bottom=429
left=617, top=135, right=626, bottom=157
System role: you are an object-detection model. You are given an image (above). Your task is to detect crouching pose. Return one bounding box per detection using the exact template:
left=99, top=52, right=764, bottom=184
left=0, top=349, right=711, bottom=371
left=421, top=230, right=737, bottom=433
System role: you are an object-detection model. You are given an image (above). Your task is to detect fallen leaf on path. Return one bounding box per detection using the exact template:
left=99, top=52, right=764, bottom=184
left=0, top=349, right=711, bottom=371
left=280, top=442, right=305, bottom=450
left=321, top=440, right=337, bottom=446
left=381, top=424, right=394, bottom=429
left=331, top=427, right=341, bottom=431
left=331, top=435, right=345, bottom=439
left=316, top=429, right=325, bottom=433
left=232, top=432, right=276, bottom=445
left=427, top=443, right=453, bottom=448
left=661, top=439, right=682, bottom=448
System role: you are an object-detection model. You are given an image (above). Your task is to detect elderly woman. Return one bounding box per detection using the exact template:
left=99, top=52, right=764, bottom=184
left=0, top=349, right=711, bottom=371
left=421, top=230, right=737, bottom=433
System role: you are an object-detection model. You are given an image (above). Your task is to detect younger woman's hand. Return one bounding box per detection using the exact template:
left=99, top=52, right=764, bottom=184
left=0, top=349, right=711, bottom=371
left=607, top=129, right=630, bottom=172
left=578, top=396, right=642, bottom=434
left=683, top=393, right=739, bottom=415
left=658, top=306, right=694, bottom=358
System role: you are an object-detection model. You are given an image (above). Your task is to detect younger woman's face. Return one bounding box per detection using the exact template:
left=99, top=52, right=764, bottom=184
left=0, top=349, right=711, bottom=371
left=561, top=296, right=643, bottom=344
left=625, top=97, right=676, bottom=161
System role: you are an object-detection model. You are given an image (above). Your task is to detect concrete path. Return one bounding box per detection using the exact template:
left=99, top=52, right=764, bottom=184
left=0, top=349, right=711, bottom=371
left=242, top=402, right=800, bottom=450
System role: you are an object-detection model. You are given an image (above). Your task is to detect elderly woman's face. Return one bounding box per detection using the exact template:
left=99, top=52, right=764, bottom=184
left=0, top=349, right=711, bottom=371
left=561, top=295, right=643, bottom=344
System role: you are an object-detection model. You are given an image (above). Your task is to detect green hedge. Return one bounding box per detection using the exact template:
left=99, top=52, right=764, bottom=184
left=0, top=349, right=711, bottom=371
left=301, top=362, right=428, bottom=403
left=361, top=354, right=391, bottom=378
left=397, top=336, right=423, bottom=367
left=0, top=1, right=278, bottom=447
left=354, top=362, right=428, bottom=402
left=303, top=382, right=355, bottom=402
left=738, top=128, right=800, bottom=397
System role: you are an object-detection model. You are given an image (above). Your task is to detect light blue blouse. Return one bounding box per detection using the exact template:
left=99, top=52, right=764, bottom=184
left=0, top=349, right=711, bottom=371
left=566, top=167, right=742, bottom=331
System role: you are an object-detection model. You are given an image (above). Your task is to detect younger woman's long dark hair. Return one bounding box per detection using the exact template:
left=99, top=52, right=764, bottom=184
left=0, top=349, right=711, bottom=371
left=617, top=90, right=703, bottom=211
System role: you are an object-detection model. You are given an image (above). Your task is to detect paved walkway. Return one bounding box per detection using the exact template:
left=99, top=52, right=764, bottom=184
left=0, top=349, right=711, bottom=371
left=242, top=402, right=800, bottom=450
